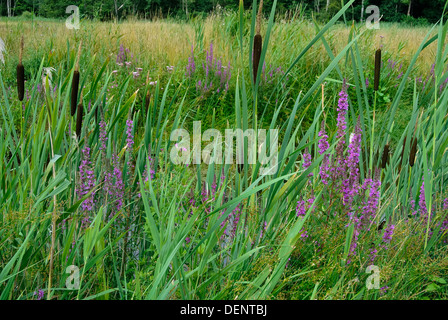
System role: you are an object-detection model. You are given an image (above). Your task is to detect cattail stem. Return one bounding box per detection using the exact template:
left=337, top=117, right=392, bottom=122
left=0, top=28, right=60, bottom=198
left=256, top=0, right=263, bottom=35
left=374, top=48, right=381, bottom=91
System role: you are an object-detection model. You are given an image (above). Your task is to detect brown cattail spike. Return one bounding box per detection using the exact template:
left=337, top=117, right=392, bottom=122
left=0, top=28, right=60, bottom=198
left=17, top=36, right=25, bottom=101
left=253, top=35, right=262, bottom=84
left=253, top=0, right=263, bottom=85
left=374, top=48, right=381, bottom=91
left=76, top=92, right=83, bottom=137
left=409, top=137, right=417, bottom=167
left=381, top=144, right=389, bottom=169
left=71, top=71, right=80, bottom=116
left=71, top=42, right=82, bottom=116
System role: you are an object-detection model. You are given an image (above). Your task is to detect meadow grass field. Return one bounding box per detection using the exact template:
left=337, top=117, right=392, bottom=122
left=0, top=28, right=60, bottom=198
left=1, top=0, right=448, bottom=300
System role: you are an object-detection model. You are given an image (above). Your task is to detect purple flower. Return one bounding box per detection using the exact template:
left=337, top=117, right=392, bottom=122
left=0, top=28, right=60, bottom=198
left=126, top=119, right=134, bottom=169
left=77, top=146, right=95, bottom=228
left=302, top=149, right=313, bottom=177
left=419, top=179, right=427, bottom=217
left=336, top=81, right=349, bottom=140
left=382, top=225, right=395, bottom=245
left=369, top=248, right=378, bottom=264
left=380, top=286, right=389, bottom=296
left=99, top=120, right=108, bottom=152
left=296, top=200, right=306, bottom=217
left=33, top=289, right=45, bottom=300
left=361, top=176, right=381, bottom=227
left=318, top=124, right=330, bottom=185
left=346, top=120, right=362, bottom=183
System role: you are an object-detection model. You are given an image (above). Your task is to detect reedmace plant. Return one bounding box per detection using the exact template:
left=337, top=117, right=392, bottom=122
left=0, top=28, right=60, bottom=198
left=0, top=0, right=448, bottom=303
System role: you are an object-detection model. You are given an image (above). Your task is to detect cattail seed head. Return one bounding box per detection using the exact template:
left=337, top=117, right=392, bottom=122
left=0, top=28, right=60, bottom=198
left=17, top=36, right=25, bottom=101
left=71, top=42, right=82, bottom=116
left=17, top=64, right=25, bottom=101
left=76, top=94, right=83, bottom=138
left=253, top=0, right=263, bottom=85
left=381, top=144, right=389, bottom=169
left=71, top=70, right=80, bottom=116
left=409, top=137, right=417, bottom=167
left=253, top=35, right=262, bottom=84
left=374, top=48, right=381, bottom=91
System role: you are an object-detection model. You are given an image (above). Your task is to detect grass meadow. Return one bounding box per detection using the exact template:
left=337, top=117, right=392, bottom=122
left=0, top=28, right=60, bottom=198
left=1, top=0, right=448, bottom=300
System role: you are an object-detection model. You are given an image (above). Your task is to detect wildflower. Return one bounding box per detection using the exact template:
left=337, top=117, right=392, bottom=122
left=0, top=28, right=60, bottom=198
left=419, top=179, right=427, bottom=217
left=369, top=248, right=378, bottom=264
left=99, top=120, right=108, bottom=152
left=105, top=153, right=124, bottom=216
left=346, top=120, right=362, bottom=182
left=382, top=225, right=395, bottom=245
left=333, top=80, right=349, bottom=183
left=318, top=124, right=330, bottom=184
left=302, top=148, right=313, bottom=177
left=361, top=177, right=381, bottom=227
left=380, top=286, right=389, bottom=296
left=33, top=289, right=45, bottom=300
left=186, top=45, right=196, bottom=78
left=77, top=146, right=95, bottom=228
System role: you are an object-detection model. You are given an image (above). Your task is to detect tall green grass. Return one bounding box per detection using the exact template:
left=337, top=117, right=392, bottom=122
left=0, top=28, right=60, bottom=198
left=1, top=0, right=448, bottom=300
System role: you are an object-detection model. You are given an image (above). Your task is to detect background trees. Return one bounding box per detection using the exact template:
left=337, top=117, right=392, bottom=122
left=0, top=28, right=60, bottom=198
left=0, top=0, right=446, bottom=24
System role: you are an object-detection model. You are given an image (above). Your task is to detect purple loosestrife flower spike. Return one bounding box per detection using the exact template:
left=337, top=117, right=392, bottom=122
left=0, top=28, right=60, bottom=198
left=382, top=225, right=395, bottom=246
left=318, top=123, right=330, bottom=184
left=33, top=289, right=45, bottom=300
left=126, top=119, right=135, bottom=173
left=77, top=146, right=95, bottom=228
left=337, top=81, right=349, bottom=140
left=99, top=120, right=107, bottom=152
left=302, top=148, right=313, bottom=177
